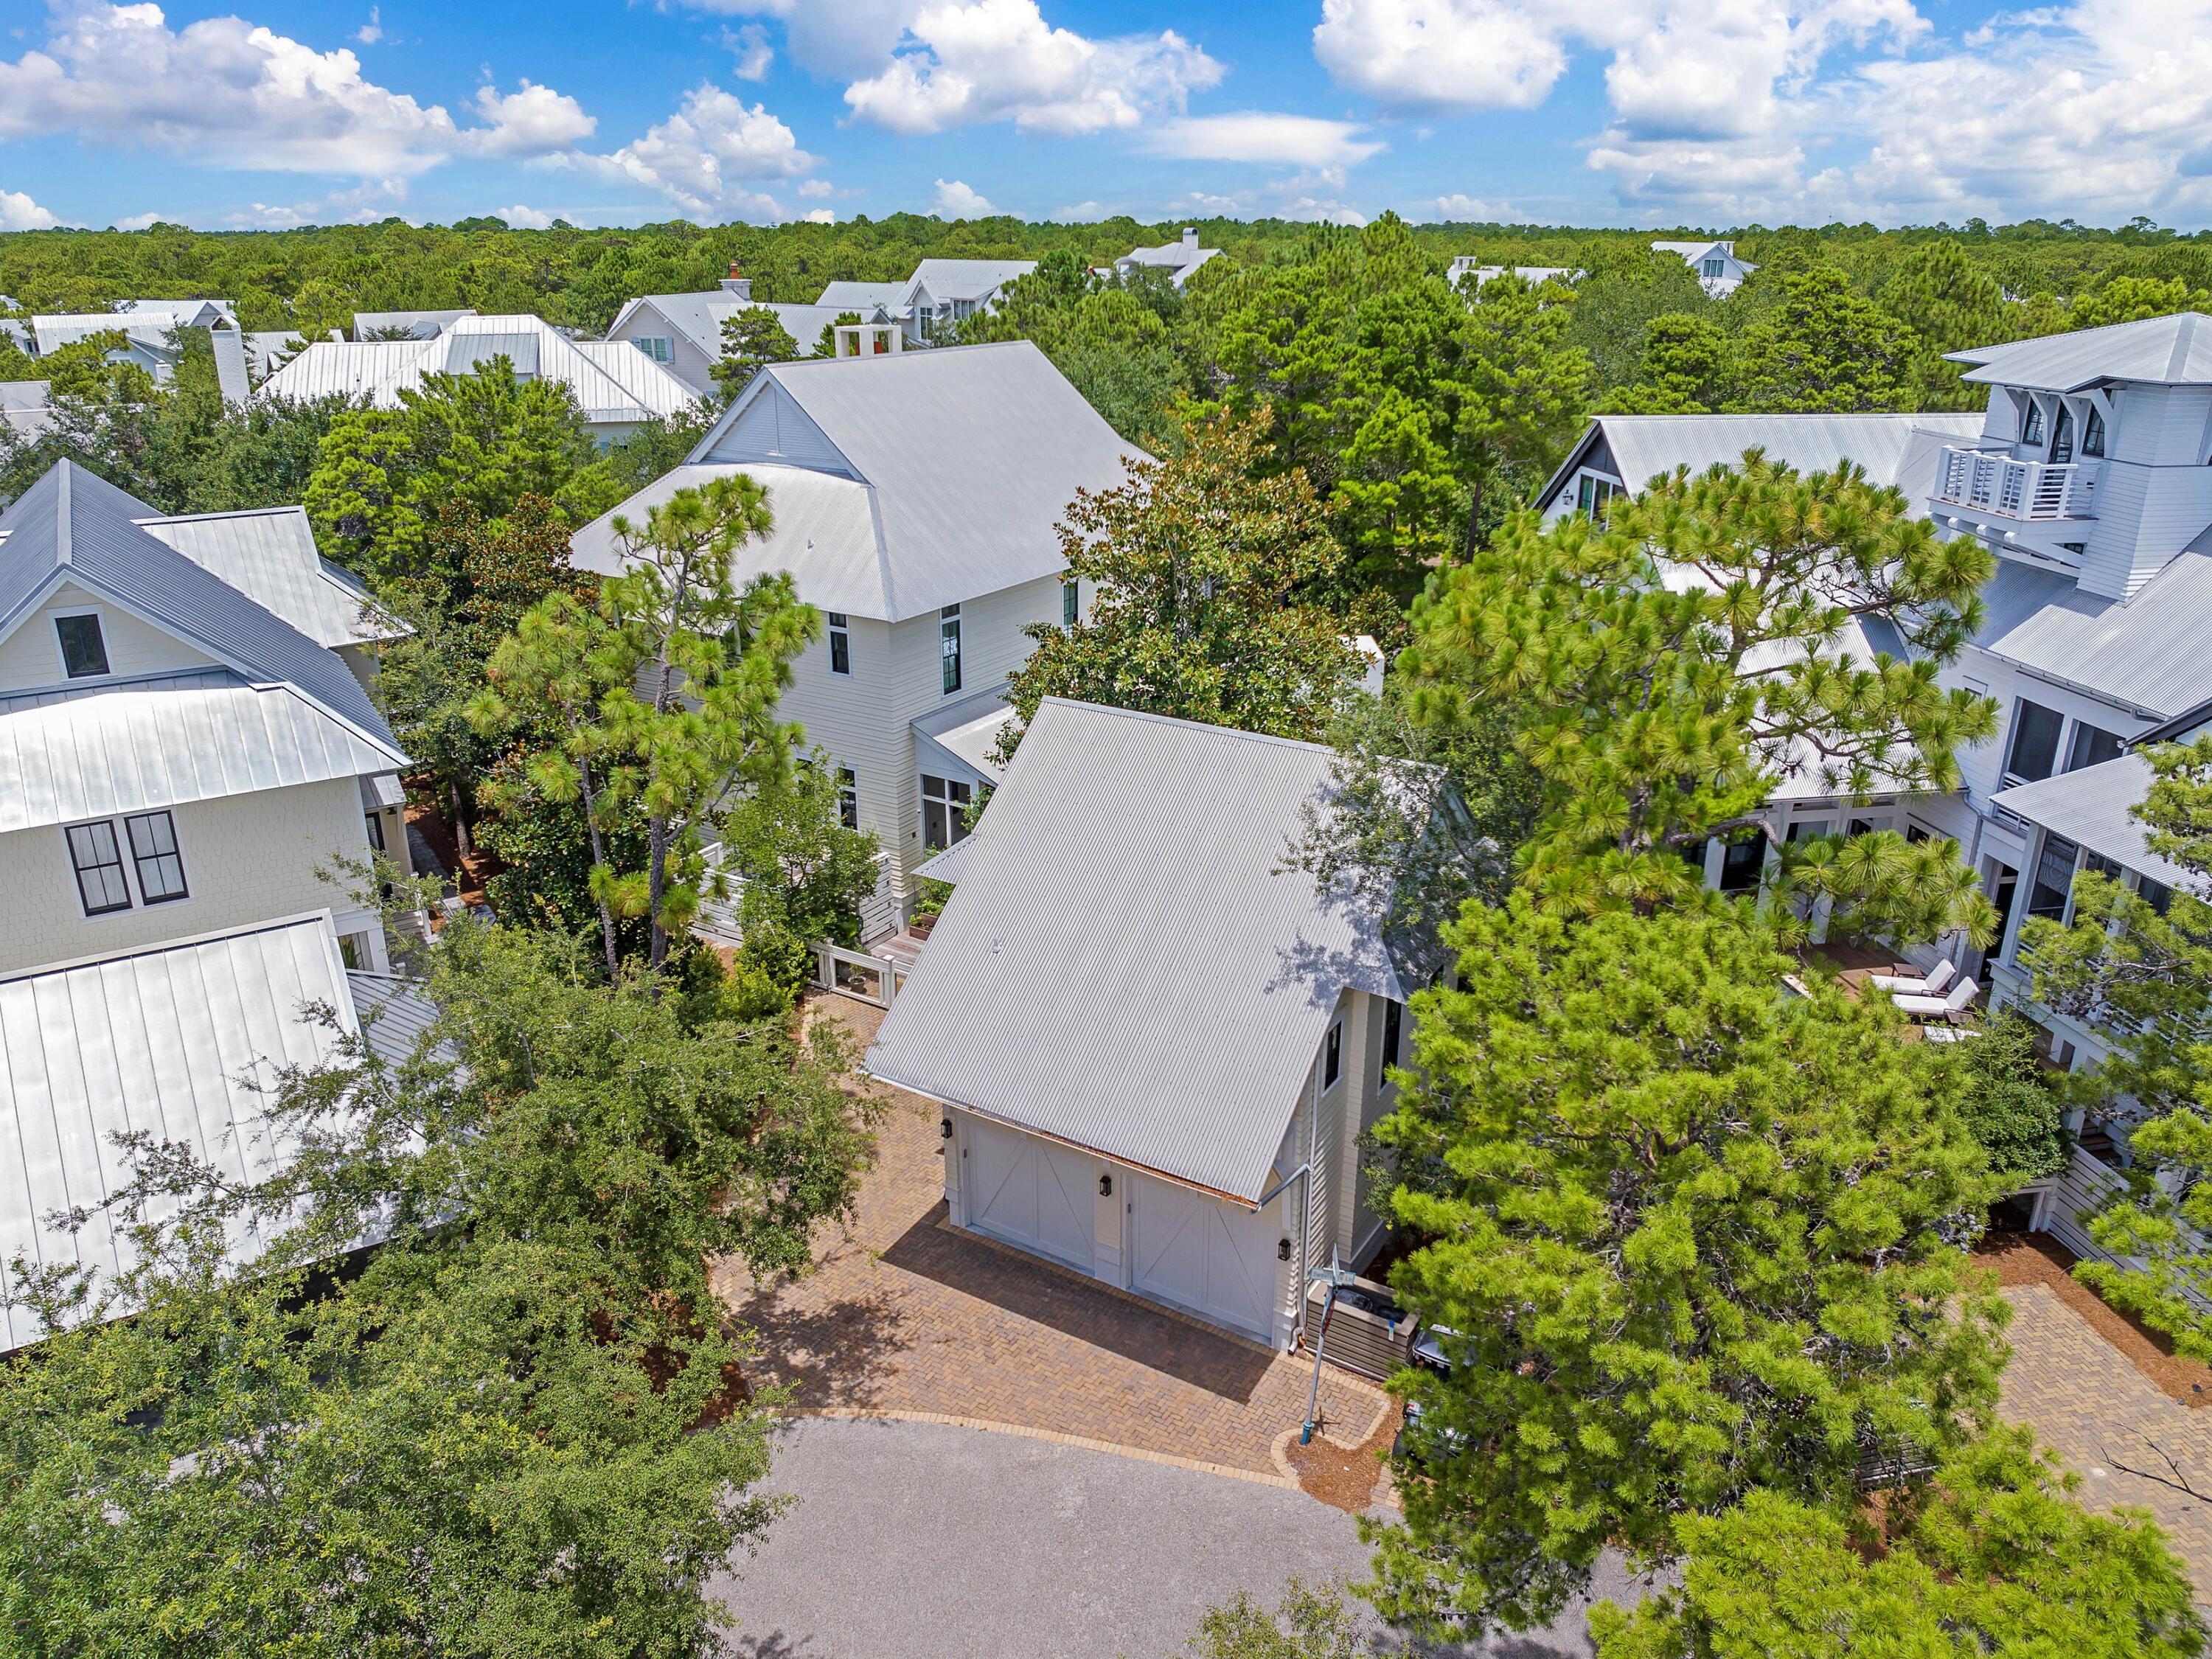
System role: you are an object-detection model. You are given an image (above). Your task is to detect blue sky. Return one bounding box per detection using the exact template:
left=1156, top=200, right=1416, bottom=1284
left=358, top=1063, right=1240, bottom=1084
left=1, top=0, right=2208, bottom=234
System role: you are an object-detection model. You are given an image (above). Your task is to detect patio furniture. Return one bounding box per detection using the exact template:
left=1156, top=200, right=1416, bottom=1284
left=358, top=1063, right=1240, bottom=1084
left=1893, top=976, right=1980, bottom=1023
left=1922, top=1025, right=1983, bottom=1044
left=1868, top=959, right=1955, bottom=998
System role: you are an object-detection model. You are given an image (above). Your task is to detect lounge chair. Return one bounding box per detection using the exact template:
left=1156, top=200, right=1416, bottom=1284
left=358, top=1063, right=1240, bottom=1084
left=1868, top=959, right=1955, bottom=997
left=1894, top=976, right=1980, bottom=1023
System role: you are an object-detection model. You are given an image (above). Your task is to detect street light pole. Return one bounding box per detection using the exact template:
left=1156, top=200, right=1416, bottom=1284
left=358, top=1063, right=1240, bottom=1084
left=1303, top=1247, right=1361, bottom=1446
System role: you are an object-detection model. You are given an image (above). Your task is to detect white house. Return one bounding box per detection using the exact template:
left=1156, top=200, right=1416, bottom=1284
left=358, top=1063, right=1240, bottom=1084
left=1445, top=259, right=1581, bottom=291
left=352, top=307, right=476, bottom=341
left=813, top=260, right=1037, bottom=347
left=606, top=268, right=864, bottom=396
left=865, top=699, right=1418, bottom=1348
left=16, top=300, right=251, bottom=404
left=1113, top=228, right=1221, bottom=288
left=262, top=313, right=700, bottom=442
left=571, top=338, right=1141, bottom=940
left=1652, top=238, right=1756, bottom=298
left=0, top=460, right=427, bottom=1349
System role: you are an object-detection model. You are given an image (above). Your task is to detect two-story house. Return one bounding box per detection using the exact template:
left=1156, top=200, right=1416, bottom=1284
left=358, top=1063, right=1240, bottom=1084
left=0, top=459, right=426, bottom=1350
left=1113, top=228, right=1220, bottom=288
left=1652, top=238, right=1757, bottom=298
left=605, top=267, right=866, bottom=397
left=866, top=698, right=1419, bottom=1347
left=571, top=337, right=1141, bottom=940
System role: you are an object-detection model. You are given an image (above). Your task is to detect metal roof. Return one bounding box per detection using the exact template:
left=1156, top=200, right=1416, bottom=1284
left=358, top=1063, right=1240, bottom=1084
left=1978, top=551, right=2212, bottom=717
left=814, top=280, right=915, bottom=311
left=352, top=308, right=475, bottom=339
left=0, top=912, right=361, bottom=1351
left=907, top=259, right=1036, bottom=302
left=0, top=380, right=49, bottom=439
left=262, top=314, right=700, bottom=428
left=912, top=685, right=1013, bottom=780
left=1543, top=411, right=1986, bottom=510
left=346, top=970, right=443, bottom=1068
left=0, top=462, right=400, bottom=751
left=0, top=669, right=405, bottom=832
left=661, top=341, right=1141, bottom=622
left=136, top=506, right=400, bottom=647
left=1949, top=312, right=2212, bottom=393
left=866, top=700, right=1407, bottom=1203
left=610, top=292, right=853, bottom=366
left=1989, top=755, right=2198, bottom=889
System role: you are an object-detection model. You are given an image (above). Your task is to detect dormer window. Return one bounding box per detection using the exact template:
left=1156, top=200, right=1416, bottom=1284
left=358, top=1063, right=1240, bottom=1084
left=2050, top=404, right=2074, bottom=464
left=2084, top=406, right=2106, bottom=458
left=2020, top=400, right=2045, bottom=445
left=1701, top=257, right=1725, bottom=279
left=54, top=611, right=108, bottom=678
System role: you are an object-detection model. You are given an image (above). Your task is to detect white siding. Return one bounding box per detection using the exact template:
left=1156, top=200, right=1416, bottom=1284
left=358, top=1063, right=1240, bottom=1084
left=0, top=583, right=217, bottom=692
left=0, top=776, right=376, bottom=976
left=606, top=304, right=718, bottom=397
left=701, top=383, right=851, bottom=473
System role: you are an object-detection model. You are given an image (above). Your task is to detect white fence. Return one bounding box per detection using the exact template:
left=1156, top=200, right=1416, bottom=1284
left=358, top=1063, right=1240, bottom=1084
left=2030, top=1146, right=2212, bottom=1313
left=811, top=942, right=911, bottom=1009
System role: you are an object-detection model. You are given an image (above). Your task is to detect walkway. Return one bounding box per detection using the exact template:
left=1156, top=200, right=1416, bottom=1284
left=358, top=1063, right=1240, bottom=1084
left=2000, top=1282, right=2212, bottom=1598
left=714, top=998, right=1388, bottom=1485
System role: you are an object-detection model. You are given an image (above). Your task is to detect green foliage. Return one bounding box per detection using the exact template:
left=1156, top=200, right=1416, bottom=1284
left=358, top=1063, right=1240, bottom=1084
left=1733, top=260, right=1916, bottom=412
left=1588, top=1426, right=2203, bottom=1659
left=1950, top=1007, right=2071, bottom=1184
left=1001, top=411, right=1367, bottom=748
left=1882, top=237, right=2011, bottom=408
left=2023, top=733, right=2212, bottom=1357
left=1368, top=900, right=2009, bottom=1637
left=1186, top=1581, right=1375, bottom=1658
left=1562, top=248, right=1711, bottom=392
left=1611, top=311, right=1734, bottom=414
left=472, top=476, right=818, bottom=974
left=0, top=919, right=879, bottom=1658
left=1399, top=450, right=1998, bottom=942
left=2068, top=274, right=2212, bottom=330
left=714, top=307, right=800, bottom=403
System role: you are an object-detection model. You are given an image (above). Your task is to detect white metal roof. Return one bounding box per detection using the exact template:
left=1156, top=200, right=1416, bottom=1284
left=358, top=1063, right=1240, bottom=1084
left=0, top=380, right=49, bottom=439
left=1978, top=551, right=2212, bottom=717
left=610, top=292, right=851, bottom=366
left=866, top=700, right=1408, bottom=1203
left=135, top=506, right=399, bottom=647
left=912, top=686, right=1013, bottom=779
left=0, top=669, right=405, bottom=832
left=1950, top=312, right=2212, bottom=393
left=814, top=280, right=915, bottom=312
left=1543, top=412, right=1986, bottom=511
left=650, top=341, right=1140, bottom=621
left=0, top=912, right=361, bottom=1351
left=352, top=308, right=475, bottom=339
left=262, top=313, right=700, bottom=428
left=1990, top=754, right=2197, bottom=889
left=907, top=259, right=1036, bottom=303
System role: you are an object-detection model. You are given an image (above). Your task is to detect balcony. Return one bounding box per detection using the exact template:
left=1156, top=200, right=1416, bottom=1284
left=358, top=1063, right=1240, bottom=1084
left=1933, top=445, right=2098, bottom=522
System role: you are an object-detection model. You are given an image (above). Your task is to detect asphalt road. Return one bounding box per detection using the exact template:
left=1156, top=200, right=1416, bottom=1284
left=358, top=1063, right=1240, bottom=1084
left=714, top=1416, right=1641, bottom=1659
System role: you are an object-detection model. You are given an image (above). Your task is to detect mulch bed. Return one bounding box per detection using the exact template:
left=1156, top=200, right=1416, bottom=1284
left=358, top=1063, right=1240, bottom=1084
left=1285, top=1399, right=1403, bottom=1515
left=1978, top=1225, right=2212, bottom=1408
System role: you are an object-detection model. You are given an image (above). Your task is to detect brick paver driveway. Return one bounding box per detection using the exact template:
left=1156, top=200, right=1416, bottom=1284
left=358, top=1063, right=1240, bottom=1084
left=2000, top=1282, right=2212, bottom=1600
left=712, top=997, right=1388, bottom=1483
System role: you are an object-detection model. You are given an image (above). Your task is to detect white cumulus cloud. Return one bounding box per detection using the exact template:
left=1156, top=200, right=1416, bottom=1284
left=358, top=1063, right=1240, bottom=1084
left=0, top=189, right=62, bottom=231
left=1411, top=192, right=1523, bottom=220
left=490, top=203, right=560, bottom=229
left=355, top=7, right=383, bottom=46
left=677, top=0, right=918, bottom=80
left=574, top=83, right=815, bottom=220
left=844, top=0, right=1220, bottom=136
left=932, top=178, right=998, bottom=217
left=469, top=80, right=596, bottom=156
left=1141, top=113, right=1384, bottom=170
left=804, top=206, right=836, bottom=223
left=723, top=22, right=774, bottom=80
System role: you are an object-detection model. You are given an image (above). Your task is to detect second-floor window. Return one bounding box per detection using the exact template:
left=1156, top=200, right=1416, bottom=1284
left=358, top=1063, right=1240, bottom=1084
left=66, top=820, right=132, bottom=916
left=633, top=336, right=674, bottom=363
left=2051, top=404, right=2074, bottom=464
left=2021, top=400, right=2045, bottom=445
left=827, top=611, right=851, bottom=675
left=2003, top=698, right=2065, bottom=785
left=1062, top=580, right=1079, bottom=630
left=125, top=810, right=188, bottom=904
left=1718, top=835, right=1767, bottom=892
left=55, top=611, right=108, bottom=678
left=921, top=772, right=971, bottom=850
left=1576, top=473, right=1620, bottom=515
left=2084, top=406, right=2107, bottom=458
left=2066, top=721, right=2124, bottom=773
left=1379, top=998, right=1402, bottom=1086
left=1701, top=257, right=1724, bottom=278
left=939, top=603, right=962, bottom=695
left=2027, top=832, right=2081, bottom=921
left=1324, top=1020, right=1343, bottom=1088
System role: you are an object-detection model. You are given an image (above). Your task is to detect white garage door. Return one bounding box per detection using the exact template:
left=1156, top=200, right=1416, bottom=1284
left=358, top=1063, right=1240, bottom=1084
left=1128, top=1173, right=1281, bottom=1343
left=963, top=1117, right=1096, bottom=1274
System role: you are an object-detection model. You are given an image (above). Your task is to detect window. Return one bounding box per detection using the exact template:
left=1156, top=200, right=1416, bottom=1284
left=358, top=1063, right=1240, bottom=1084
left=54, top=611, right=109, bottom=678
left=2084, top=405, right=2107, bottom=458
left=939, top=603, right=962, bottom=695
left=838, top=766, right=858, bottom=831
left=920, top=773, right=972, bottom=851
left=1848, top=817, right=1879, bottom=837
left=2027, top=832, right=2081, bottom=921
left=1702, top=257, right=1725, bottom=278
left=2066, top=722, right=2123, bottom=773
left=1062, top=580, right=1079, bottom=630
left=2140, top=877, right=2175, bottom=917
left=1575, top=473, right=1621, bottom=516
left=633, top=335, right=674, bottom=363
left=1787, top=819, right=1832, bottom=843
left=364, top=810, right=386, bottom=853
left=1904, top=820, right=1933, bottom=844
left=2051, top=403, right=2074, bottom=465
left=1324, top=1020, right=1343, bottom=1088
left=125, top=810, right=187, bottom=904
left=338, top=933, right=370, bottom=971
left=2022, top=400, right=2045, bottom=445
left=2082, top=849, right=2123, bottom=881
left=66, top=820, right=132, bottom=915
left=827, top=611, right=851, bottom=676
left=2003, top=699, right=2065, bottom=784
left=1379, top=999, right=1402, bottom=1086
left=1718, top=835, right=1767, bottom=893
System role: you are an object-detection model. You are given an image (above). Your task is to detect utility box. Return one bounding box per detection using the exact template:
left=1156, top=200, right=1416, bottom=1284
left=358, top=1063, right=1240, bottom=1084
left=1305, top=1275, right=1418, bottom=1382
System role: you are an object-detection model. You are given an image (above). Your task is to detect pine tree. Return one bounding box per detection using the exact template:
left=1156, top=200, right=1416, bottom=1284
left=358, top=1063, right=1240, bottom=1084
left=713, top=306, right=799, bottom=403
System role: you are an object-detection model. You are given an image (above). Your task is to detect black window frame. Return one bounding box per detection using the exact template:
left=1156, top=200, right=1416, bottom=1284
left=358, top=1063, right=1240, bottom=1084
left=364, top=810, right=386, bottom=853
left=1717, top=835, right=1767, bottom=893
left=838, top=765, right=858, bottom=831
left=66, top=818, right=133, bottom=916
left=919, top=772, right=972, bottom=851
left=54, top=611, right=110, bottom=679
left=2027, top=832, right=2081, bottom=922
left=1062, top=580, right=1078, bottom=630
left=939, top=603, right=962, bottom=695
left=124, top=810, right=188, bottom=905
left=1324, top=1020, right=1342, bottom=1088
left=1379, top=998, right=1402, bottom=1087
left=2065, top=721, right=2124, bottom=773
left=2083, top=405, right=2107, bottom=458
left=2003, top=698, right=2065, bottom=785
left=827, top=611, right=851, bottom=676
left=2021, top=400, right=2045, bottom=445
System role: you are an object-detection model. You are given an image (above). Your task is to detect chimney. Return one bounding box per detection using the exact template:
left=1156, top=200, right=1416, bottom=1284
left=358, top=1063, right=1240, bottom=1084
left=720, top=260, right=753, bottom=301
left=833, top=321, right=903, bottom=359
left=208, top=322, right=250, bottom=407
left=1182, top=227, right=1197, bottom=249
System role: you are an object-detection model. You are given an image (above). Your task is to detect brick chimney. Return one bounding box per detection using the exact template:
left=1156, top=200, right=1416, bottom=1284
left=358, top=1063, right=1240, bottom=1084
left=720, top=261, right=753, bottom=301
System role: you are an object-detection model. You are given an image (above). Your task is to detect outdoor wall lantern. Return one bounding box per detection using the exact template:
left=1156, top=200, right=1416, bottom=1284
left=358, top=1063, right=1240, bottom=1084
left=940, top=1118, right=953, bottom=1139
left=1098, top=1173, right=1113, bottom=1197
left=1278, top=1238, right=1293, bottom=1262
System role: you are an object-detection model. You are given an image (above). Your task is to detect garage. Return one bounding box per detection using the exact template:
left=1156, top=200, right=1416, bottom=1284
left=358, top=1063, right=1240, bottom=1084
left=1128, top=1173, right=1282, bottom=1343
left=962, top=1116, right=1096, bottom=1274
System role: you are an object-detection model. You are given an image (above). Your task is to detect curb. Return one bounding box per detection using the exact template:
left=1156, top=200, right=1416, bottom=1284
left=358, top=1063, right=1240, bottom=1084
left=790, top=1407, right=1301, bottom=1491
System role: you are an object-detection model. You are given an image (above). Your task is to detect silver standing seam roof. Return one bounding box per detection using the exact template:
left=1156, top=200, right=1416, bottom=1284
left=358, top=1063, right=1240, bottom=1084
left=1540, top=411, right=1986, bottom=511
left=0, top=462, right=399, bottom=751
left=134, top=505, right=400, bottom=648
left=1977, top=551, right=2212, bottom=719
left=1989, top=754, right=2198, bottom=890
left=0, top=911, right=361, bottom=1352
left=865, top=700, right=1407, bottom=1203
left=577, top=341, right=1142, bottom=621
left=1949, top=312, right=2212, bottom=394
left=0, top=669, right=406, bottom=832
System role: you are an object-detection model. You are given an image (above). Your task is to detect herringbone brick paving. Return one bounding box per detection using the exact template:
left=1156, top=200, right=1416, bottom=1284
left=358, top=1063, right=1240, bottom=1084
left=2000, top=1282, right=2212, bottom=1598
left=713, top=996, right=1381, bottom=1477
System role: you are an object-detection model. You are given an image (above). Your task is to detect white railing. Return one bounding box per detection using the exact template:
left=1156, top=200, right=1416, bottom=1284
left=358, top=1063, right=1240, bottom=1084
left=812, top=942, right=908, bottom=1009
left=1933, top=445, right=2098, bottom=522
